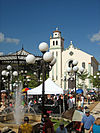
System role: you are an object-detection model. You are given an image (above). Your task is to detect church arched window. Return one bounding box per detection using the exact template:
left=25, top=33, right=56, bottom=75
left=69, top=60, right=73, bottom=67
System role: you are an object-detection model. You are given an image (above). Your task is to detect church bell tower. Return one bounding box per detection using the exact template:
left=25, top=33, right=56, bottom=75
left=49, top=28, right=64, bottom=87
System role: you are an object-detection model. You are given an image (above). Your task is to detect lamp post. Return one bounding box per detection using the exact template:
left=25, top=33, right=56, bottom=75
left=21, top=70, right=28, bottom=88
left=1, top=70, right=7, bottom=101
left=12, top=71, right=18, bottom=98
left=2, top=65, right=12, bottom=104
left=94, top=72, right=100, bottom=101
left=26, top=76, right=31, bottom=88
left=7, top=65, right=12, bottom=103
left=20, top=69, right=28, bottom=103
left=67, top=60, right=84, bottom=107
left=63, top=72, right=67, bottom=112
left=26, top=42, right=56, bottom=117
left=2, top=67, right=18, bottom=105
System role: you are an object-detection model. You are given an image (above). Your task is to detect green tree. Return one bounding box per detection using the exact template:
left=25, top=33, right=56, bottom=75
left=89, top=72, right=100, bottom=100
left=26, top=72, right=49, bottom=89
left=89, top=74, right=100, bottom=88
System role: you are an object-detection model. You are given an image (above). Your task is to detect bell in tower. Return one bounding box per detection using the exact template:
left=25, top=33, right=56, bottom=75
left=53, top=27, right=61, bottom=38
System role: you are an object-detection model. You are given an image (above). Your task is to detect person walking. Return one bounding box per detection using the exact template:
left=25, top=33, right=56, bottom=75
left=92, top=117, right=100, bottom=133
left=40, top=113, right=54, bottom=133
left=18, top=116, right=33, bottom=133
left=79, top=109, right=95, bottom=133
left=80, top=94, right=84, bottom=111
left=56, top=122, right=67, bottom=133
left=67, top=96, right=73, bottom=110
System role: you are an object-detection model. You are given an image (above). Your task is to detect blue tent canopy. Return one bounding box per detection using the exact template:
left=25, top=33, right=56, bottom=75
left=76, top=89, right=83, bottom=94
left=90, top=92, right=96, bottom=95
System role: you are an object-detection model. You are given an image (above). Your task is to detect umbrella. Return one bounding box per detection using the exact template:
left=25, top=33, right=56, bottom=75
left=90, top=92, right=96, bottom=95
left=72, top=110, right=84, bottom=122
left=22, top=88, right=31, bottom=92
left=62, top=109, right=85, bottom=122
left=76, top=89, right=83, bottom=94
left=62, top=108, right=75, bottom=120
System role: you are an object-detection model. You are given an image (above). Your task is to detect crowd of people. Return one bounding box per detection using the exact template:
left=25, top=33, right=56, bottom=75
left=0, top=89, right=100, bottom=133
left=0, top=88, right=98, bottom=114
left=0, top=113, right=99, bottom=133
left=27, top=93, right=88, bottom=114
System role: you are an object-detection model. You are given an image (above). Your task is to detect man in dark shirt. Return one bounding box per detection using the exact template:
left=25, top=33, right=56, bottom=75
left=42, top=113, right=54, bottom=133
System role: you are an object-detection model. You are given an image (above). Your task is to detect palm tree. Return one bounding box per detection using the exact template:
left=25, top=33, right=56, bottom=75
left=77, top=70, right=89, bottom=91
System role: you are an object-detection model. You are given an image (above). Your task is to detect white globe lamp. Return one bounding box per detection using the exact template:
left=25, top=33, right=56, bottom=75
left=13, top=83, right=16, bottom=87
left=7, top=65, right=12, bottom=70
left=39, top=42, right=48, bottom=53
left=79, top=67, right=84, bottom=73
left=97, top=72, right=100, bottom=76
left=6, top=72, right=9, bottom=76
left=67, top=67, right=72, bottom=73
left=13, top=71, right=18, bottom=77
left=43, top=52, right=53, bottom=62
left=73, top=60, right=78, bottom=66
left=2, top=70, right=7, bottom=76
left=73, top=66, right=79, bottom=72
left=94, top=76, right=96, bottom=79
left=26, top=54, right=35, bottom=64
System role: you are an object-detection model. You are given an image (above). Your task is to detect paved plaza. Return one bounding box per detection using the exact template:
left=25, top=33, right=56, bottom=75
left=84, top=101, right=100, bottom=119
left=90, top=102, right=100, bottom=119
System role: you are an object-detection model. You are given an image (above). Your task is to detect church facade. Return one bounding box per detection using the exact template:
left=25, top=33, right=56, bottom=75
left=49, top=29, right=99, bottom=90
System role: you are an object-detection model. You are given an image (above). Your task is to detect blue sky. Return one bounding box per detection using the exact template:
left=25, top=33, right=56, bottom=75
left=0, top=0, right=100, bottom=63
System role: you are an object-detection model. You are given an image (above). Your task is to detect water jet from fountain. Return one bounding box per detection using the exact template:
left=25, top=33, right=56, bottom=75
left=14, top=82, right=24, bottom=124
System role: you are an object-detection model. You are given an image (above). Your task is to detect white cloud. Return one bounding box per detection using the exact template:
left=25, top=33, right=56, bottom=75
left=0, top=52, right=4, bottom=56
left=5, top=38, right=20, bottom=44
left=90, top=31, right=100, bottom=42
left=0, top=32, right=20, bottom=44
left=0, top=33, right=4, bottom=42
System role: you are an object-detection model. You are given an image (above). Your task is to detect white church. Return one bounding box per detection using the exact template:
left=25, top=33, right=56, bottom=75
left=49, top=28, right=99, bottom=90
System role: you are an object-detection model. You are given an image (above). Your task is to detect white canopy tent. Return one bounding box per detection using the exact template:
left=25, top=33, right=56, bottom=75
left=27, top=78, right=63, bottom=95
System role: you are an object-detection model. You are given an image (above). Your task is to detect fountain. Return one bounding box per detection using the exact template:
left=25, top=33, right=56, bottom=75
left=14, top=83, right=24, bottom=124
left=0, top=83, right=41, bottom=132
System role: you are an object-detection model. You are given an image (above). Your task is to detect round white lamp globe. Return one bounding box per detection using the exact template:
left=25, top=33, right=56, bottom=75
left=7, top=65, right=12, bottom=70
left=3, top=80, right=6, bottom=83
left=73, top=66, right=79, bottom=72
left=67, top=67, right=72, bottom=72
left=26, top=54, right=35, bottom=64
left=79, top=67, right=84, bottom=73
left=43, top=52, right=53, bottom=62
left=6, top=72, right=9, bottom=76
left=13, top=83, right=16, bottom=87
left=73, top=60, right=78, bottom=66
left=97, top=72, right=100, bottom=76
left=13, top=71, right=18, bottom=76
left=39, top=42, right=48, bottom=52
left=2, top=70, right=7, bottom=76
